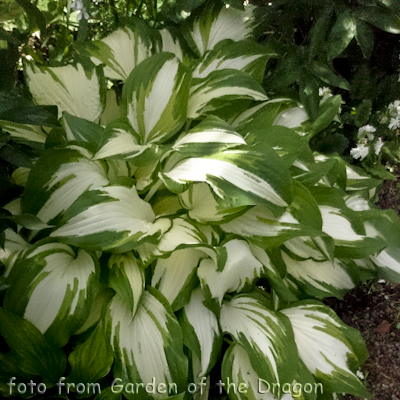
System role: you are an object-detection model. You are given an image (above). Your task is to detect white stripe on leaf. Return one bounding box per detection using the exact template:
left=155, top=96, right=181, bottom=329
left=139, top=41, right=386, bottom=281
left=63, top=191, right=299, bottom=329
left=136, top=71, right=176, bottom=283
left=198, top=239, right=266, bottom=305
left=180, top=288, right=222, bottom=377
left=26, top=64, right=104, bottom=121
left=106, top=289, right=187, bottom=397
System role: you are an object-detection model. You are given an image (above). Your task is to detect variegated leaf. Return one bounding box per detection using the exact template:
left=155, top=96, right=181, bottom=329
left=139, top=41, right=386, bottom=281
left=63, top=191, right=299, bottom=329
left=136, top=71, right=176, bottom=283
left=108, top=252, right=145, bottom=316
left=368, top=209, right=400, bottom=282
left=222, top=343, right=299, bottom=400
left=220, top=294, right=298, bottom=388
left=172, top=116, right=246, bottom=157
left=198, top=239, right=267, bottom=305
left=122, top=52, right=191, bottom=144
left=273, top=106, right=309, bottom=129
left=26, top=63, right=105, bottom=121
left=187, top=69, right=268, bottom=119
left=0, top=228, right=31, bottom=277
left=94, top=119, right=163, bottom=166
left=161, top=148, right=291, bottom=212
left=281, top=301, right=370, bottom=398
left=4, top=241, right=100, bottom=347
left=152, top=248, right=203, bottom=311
left=105, top=288, right=188, bottom=399
left=220, top=200, right=319, bottom=249
left=193, top=40, right=274, bottom=83
left=87, top=22, right=154, bottom=81
left=159, top=28, right=184, bottom=62
left=50, top=183, right=160, bottom=252
left=179, top=183, right=247, bottom=223
left=281, top=251, right=355, bottom=299
left=21, top=145, right=109, bottom=224
left=179, top=288, right=222, bottom=377
left=0, top=120, right=47, bottom=143
left=185, top=4, right=256, bottom=57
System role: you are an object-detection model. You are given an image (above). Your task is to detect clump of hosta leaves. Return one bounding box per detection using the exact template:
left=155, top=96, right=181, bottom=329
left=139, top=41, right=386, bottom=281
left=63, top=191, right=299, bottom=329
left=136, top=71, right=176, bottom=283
left=2, top=2, right=400, bottom=400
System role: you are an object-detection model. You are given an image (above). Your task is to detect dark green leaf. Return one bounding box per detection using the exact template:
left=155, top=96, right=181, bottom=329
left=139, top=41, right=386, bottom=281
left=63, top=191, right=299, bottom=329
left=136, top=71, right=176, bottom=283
left=0, top=308, right=67, bottom=383
left=311, top=61, right=350, bottom=90
left=355, top=20, right=375, bottom=59
left=327, top=10, right=357, bottom=60
left=354, top=6, right=400, bottom=33
left=308, top=95, right=342, bottom=136
left=67, top=322, right=113, bottom=387
left=5, top=214, right=52, bottom=230
left=0, top=144, right=34, bottom=168
left=15, top=0, right=46, bottom=33
left=298, top=72, right=319, bottom=121
left=377, top=0, right=400, bottom=16
left=0, top=105, right=58, bottom=126
left=176, top=0, right=207, bottom=12
left=63, top=112, right=105, bottom=152
left=224, top=0, right=244, bottom=10
left=263, top=52, right=301, bottom=90
left=308, top=4, right=334, bottom=58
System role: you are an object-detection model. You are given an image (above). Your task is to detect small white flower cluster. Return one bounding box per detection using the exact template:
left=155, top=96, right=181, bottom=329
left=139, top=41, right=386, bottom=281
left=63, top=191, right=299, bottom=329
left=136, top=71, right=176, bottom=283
left=350, top=125, right=384, bottom=160
left=70, top=0, right=89, bottom=21
left=388, top=100, right=400, bottom=130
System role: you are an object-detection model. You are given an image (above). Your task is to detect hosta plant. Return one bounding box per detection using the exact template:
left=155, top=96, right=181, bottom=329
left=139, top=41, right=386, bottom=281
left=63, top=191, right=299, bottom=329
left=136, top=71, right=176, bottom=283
left=2, top=2, right=400, bottom=400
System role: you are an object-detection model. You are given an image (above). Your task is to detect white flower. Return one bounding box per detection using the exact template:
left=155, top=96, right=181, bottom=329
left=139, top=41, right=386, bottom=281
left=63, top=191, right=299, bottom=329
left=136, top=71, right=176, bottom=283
left=358, top=125, right=376, bottom=141
left=356, top=370, right=365, bottom=380
left=319, top=87, right=331, bottom=97
left=388, top=100, right=400, bottom=116
left=374, top=137, right=384, bottom=155
left=388, top=116, right=400, bottom=130
left=70, top=0, right=89, bottom=20
left=350, top=144, right=369, bottom=160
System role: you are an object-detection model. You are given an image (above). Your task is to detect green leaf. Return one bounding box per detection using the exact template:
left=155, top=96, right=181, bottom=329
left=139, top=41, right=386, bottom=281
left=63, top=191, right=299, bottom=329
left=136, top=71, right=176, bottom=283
left=308, top=95, right=342, bottom=137
left=122, top=52, right=191, bottom=145
left=311, top=62, right=350, bottom=90
left=354, top=5, right=400, bottom=34
left=176, top=0, right=207, bottom=12
left=378, top=0, right=400, bottom=15
left=0, top=105, right=58, bottom=126
left=62, top=113, right=105, bottom=150
left=327, top=10, right=357, bottom=60
left=298, top=71, right=319, bottom=121
left=0, top=308, right=67, bottom=383
left=67, top=321, right=113, bottom=386
left=355, top=20, right=375, bottom=59
left=15, top=0, right=46, bottom=33
left=308, top=5, right=334, bottom=59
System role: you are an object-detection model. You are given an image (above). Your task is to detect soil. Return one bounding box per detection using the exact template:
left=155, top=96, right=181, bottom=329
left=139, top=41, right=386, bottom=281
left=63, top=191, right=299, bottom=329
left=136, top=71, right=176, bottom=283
left=328, top=169, right=400, bottom=400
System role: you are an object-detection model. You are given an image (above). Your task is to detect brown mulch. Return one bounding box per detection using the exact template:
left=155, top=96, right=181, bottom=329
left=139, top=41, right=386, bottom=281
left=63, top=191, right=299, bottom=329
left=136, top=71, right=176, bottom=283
left=328, top=168, right=400, bottom=400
